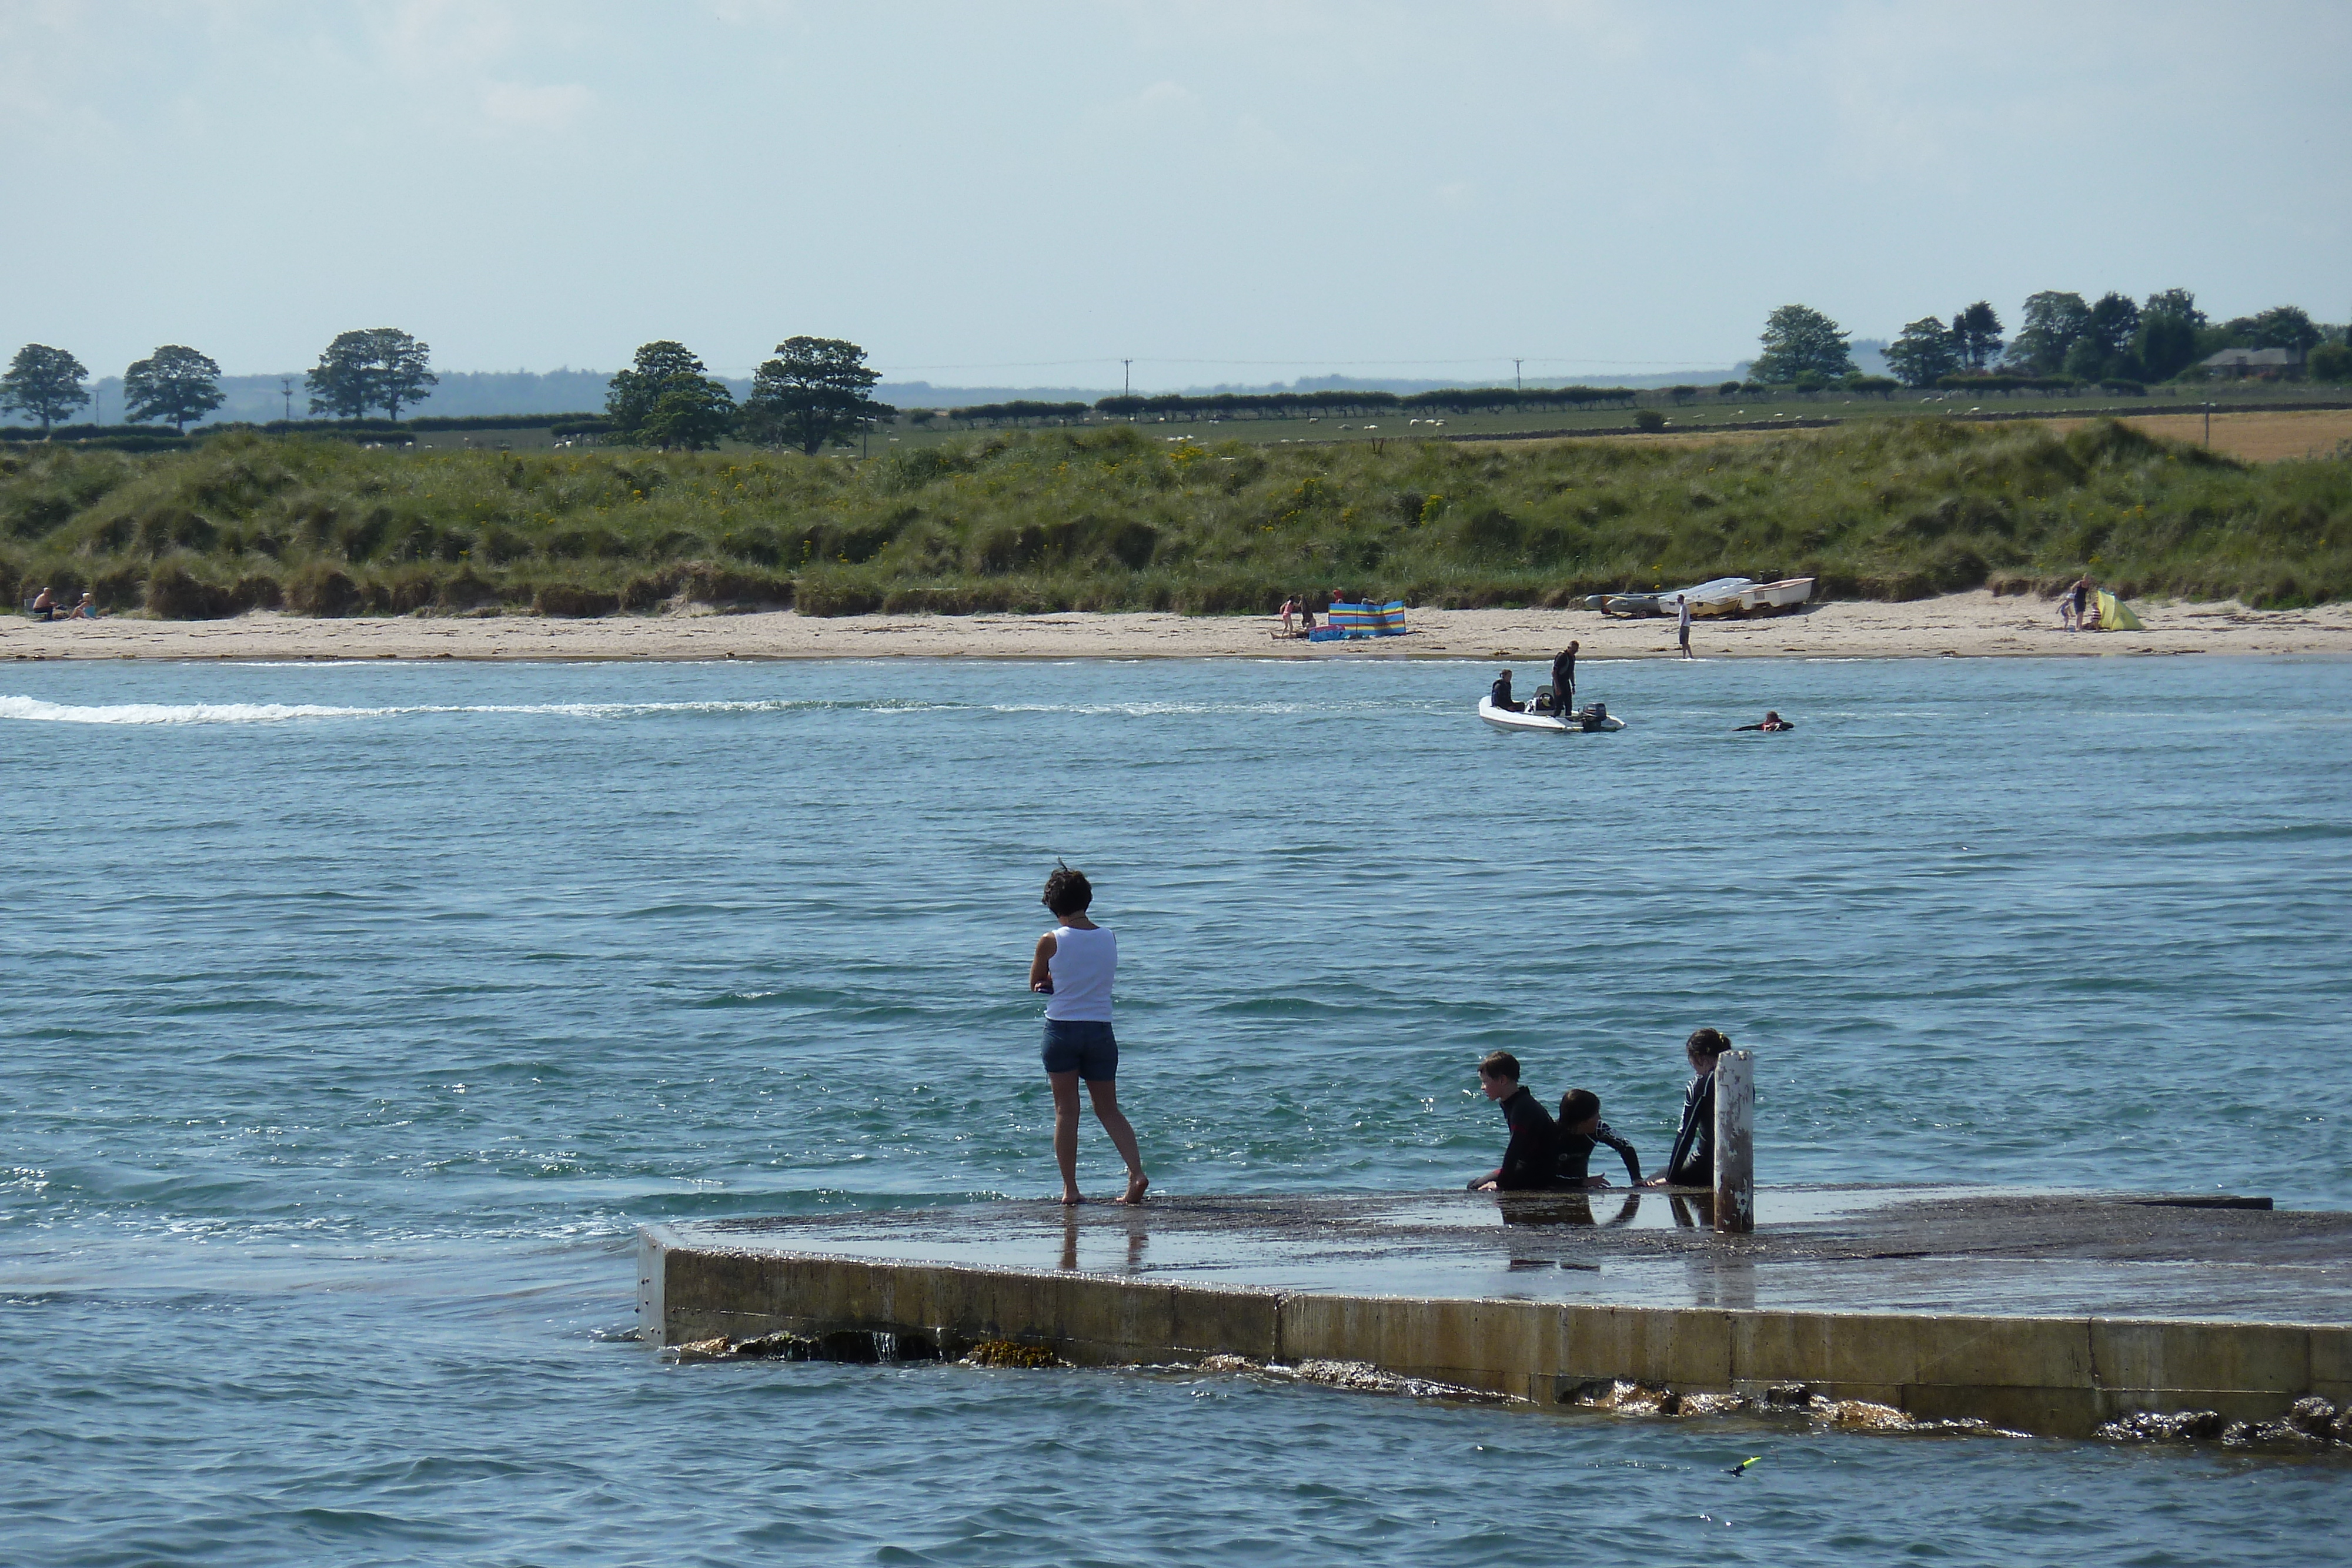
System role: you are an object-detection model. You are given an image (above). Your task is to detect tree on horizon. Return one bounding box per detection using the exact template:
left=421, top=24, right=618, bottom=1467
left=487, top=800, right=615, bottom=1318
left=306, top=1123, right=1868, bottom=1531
left=1, top=344, right=92, bottom=435
left=1885, top=316, right=1959, bottom=387
left=605, top=341, right=737, bottom=450
left=307, top=328, right=437, bottom=420
left=1950, top=302, right=2003, bottom=372
left=741, top=337, right=893, bottom=455
left=1749, top=305, right=1856, bottom=385
left=123, top=345, right=226, bottom=433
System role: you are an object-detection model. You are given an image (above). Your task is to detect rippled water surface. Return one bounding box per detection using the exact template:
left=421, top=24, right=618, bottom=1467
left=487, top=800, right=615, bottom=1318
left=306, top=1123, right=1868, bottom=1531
left=4, top=654, right=2348, bottom=1565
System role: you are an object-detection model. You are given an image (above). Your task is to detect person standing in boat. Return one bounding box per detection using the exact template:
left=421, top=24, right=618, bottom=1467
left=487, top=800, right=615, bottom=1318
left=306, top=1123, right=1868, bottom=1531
left=1550, top=641, right=1578, bottom=714
left=1028, top=862, right=1148, bottom=1206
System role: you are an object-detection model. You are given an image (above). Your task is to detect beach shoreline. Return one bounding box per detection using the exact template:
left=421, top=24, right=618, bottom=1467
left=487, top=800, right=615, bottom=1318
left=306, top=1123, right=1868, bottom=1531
left=6, top=589, right=2350, bottom=662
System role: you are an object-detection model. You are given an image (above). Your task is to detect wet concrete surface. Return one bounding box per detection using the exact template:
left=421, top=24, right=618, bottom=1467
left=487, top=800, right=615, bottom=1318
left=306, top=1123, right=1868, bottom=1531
left=674, top=1186, right=2352, bottom=1322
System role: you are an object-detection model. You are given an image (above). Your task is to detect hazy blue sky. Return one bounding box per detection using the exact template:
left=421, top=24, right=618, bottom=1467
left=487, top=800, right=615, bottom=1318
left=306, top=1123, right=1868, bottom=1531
left=4, top=0, right=2346, bottom=387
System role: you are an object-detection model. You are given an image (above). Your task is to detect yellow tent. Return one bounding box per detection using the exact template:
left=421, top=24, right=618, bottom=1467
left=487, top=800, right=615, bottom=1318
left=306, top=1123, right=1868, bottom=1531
left=2095, top=589, right=2143, bottom=631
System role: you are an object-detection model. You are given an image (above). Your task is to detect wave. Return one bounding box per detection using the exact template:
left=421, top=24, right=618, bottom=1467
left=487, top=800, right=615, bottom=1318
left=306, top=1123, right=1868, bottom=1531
left=0, top=694, right=865, bottom=726
left=0, top=693, right=1427, bottom=726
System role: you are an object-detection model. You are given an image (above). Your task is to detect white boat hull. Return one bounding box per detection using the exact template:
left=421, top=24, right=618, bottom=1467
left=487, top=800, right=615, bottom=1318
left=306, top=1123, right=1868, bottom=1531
left=1479, top=697, right=1626, bottom=733
left=1738, top=577, right=1815, bottom=613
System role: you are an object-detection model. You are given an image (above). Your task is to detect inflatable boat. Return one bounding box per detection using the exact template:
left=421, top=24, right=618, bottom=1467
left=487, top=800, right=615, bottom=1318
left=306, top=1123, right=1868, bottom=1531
left=1479, top=697, right=1626, bottom=734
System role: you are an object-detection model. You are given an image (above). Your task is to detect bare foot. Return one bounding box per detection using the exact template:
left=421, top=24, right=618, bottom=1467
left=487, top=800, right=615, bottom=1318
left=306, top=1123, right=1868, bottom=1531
left=1115, top=1173, right=1150, bottom=1206
left=1059, top=1192, right=1085, bottom=1206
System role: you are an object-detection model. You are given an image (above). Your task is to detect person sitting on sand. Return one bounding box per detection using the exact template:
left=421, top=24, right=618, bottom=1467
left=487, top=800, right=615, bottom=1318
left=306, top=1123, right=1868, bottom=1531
left=1735, top=711, right=1793, bottom=731
left=64, top=591, right=97, bottom=621
left=1643, top=1028, right=1731, bottom=1188
left=1028, top=860, right=1148, bottom=1206
left=28, top=586, right=58, bottom=621
left=1469, top=1051, right=1560, bottom=1192
left=1555, top=1089, right=1642, bottom=1188
left=1488, top=668, right=1524, bottom=713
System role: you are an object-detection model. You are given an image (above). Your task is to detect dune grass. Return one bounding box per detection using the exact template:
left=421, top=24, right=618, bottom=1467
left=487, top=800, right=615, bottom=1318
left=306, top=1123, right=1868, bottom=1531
left=1, top=420, right=2346, bottom=619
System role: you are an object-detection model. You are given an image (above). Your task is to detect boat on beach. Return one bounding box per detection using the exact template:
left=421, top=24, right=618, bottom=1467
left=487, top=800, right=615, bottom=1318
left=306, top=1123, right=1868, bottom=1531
left=1583, top=575, right=1814, bottom=617
left=1478, top=697, right=1626, bottom=733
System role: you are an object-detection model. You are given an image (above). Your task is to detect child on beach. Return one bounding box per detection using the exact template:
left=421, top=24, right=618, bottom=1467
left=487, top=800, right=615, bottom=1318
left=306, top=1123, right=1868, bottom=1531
left=1555, top=1089, right=1642, bottom=1187
left=1642, top=1028, right=1731, bottom=1188
left=1028, top=861, right=1148, bottom=1206
left=1469, top=1051, right=1560, bottom=1192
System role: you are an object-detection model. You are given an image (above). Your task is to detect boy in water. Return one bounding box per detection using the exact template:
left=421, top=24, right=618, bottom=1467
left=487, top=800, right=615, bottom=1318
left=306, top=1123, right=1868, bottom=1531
left=1555, top=1088, right=1642, bottom=1187
left=1469, top=1051, right=1559, bottom=1191
left=1028, top=862, right=1148, bottom=1205
left=1642, top=1028, right=1731, bottom=1188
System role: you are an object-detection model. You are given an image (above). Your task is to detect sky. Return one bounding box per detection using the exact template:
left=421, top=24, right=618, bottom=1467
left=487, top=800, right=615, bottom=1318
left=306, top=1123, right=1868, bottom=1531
left=4, top=0, right=2347, bottom=390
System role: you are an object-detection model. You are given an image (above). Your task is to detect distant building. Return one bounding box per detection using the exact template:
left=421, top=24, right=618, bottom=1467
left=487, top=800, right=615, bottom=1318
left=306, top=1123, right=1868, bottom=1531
left=2200, top=347, right=2304, bottom=378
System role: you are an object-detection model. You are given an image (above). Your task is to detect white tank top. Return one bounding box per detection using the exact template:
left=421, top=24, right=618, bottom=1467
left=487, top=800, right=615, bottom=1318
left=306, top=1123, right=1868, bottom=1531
left=1044, top=925, right=1116, bottom=1022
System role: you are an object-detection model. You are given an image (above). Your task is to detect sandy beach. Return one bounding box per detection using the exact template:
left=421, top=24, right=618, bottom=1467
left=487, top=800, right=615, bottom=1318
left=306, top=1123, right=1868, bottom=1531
left=6, top=590, right=2350, bottom=662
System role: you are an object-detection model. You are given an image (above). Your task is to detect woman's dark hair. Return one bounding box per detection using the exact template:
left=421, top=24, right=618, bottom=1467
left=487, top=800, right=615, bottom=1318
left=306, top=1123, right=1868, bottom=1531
left=1041, top=860, right=1092, bottom=916
left=1686, top=1027, right=1732, bottom=1061
left=1478, top=1050, right=1521, bottom=1084
left=1558, top=1088, right=1600, bottom=1126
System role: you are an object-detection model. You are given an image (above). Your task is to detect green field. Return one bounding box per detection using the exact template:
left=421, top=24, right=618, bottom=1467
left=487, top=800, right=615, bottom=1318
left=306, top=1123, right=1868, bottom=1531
left=4, top=417, right=2346, bottom=620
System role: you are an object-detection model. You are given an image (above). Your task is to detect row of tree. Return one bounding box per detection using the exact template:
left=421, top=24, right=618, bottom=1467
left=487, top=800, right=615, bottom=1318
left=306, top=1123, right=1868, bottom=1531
left=602, top=338, right=891, bottom=453
left=0, top=328, right=443, bottom=434
left=1755, top=293, right=2343, bottom=392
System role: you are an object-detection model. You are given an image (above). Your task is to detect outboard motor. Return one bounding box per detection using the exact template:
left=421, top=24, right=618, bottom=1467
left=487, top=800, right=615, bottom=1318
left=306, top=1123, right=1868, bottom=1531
left=1579, top=702, right=1608, bottom=732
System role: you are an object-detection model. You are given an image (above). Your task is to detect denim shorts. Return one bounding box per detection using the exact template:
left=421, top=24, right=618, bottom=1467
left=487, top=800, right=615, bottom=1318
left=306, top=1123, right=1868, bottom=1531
left=1041, top=1018, right=1118, bottom=1080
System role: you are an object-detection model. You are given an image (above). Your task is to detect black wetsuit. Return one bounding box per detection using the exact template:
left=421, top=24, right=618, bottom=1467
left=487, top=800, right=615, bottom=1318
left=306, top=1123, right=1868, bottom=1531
left=1472, top=1085, right=1559, bottom=1191
left=1666, top=1070, right=1715, bottom=1186
left=1558, top=1120, right=1642, bottom=1186
left=1551, top=650, right=1576, bottom=715
left=1489, top=674, right=1522, bottom=713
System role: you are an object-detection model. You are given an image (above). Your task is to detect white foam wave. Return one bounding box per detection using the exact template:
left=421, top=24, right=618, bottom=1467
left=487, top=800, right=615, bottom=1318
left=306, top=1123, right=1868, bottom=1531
left=0, top=694, right=818, bottom=726
left=1, top=693, right=1405, bottom=726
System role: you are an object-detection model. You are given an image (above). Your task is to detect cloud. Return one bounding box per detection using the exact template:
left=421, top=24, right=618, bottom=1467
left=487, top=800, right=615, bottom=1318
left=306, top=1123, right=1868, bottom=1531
left=481, top=81, right=595, bottom=131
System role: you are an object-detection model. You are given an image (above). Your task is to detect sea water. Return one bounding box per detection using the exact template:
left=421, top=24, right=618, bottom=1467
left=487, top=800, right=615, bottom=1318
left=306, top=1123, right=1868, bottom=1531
left=2, top=654, right=2347, bottom=1566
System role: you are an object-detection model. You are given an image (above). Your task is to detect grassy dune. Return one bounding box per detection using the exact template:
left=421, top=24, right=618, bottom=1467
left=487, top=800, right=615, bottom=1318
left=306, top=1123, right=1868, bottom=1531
left=2, top=420, right=2346, bottom=618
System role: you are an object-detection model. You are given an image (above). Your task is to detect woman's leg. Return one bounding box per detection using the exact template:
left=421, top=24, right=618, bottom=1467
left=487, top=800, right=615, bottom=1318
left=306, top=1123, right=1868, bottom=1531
left=1083, top=1078, right=1148, bottom=1203
left=1049, top=1069, right=1084, bottom=1204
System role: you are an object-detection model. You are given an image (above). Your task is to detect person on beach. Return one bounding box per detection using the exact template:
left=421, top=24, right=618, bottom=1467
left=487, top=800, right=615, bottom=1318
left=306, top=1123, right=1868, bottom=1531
left=29, top=586, right=58, bottom=621
left=2069, top=576, right=2092, bottom=631
left=1555, top=1089, right=1642, bottom=1188
left=1735, top=711, right=1792, bottom=731
left=1278, top=596, right=1298, bottom=635
left=1028, top=861, right=1148, bottom=1206
left=1550, top=641, right=1579, bottom=714
left=1643, top=1028, right=1731, bottom=1188
left=1675, top=594, right=1693, bottom=658
left=1488, top=668, right=1524, bottom=713
left=64, top=591, right=97, bottom=620
left=1469, top=1051, right=1561, bottom=1192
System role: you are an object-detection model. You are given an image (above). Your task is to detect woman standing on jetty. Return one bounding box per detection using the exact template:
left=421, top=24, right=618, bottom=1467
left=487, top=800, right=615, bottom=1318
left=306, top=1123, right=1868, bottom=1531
left=1028, top=862, right=1149, bottom=1205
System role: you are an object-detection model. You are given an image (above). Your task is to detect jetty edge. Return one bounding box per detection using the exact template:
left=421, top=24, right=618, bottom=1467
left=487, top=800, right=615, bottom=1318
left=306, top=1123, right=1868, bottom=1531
left=636, top=1186, right=2352, bottom=1444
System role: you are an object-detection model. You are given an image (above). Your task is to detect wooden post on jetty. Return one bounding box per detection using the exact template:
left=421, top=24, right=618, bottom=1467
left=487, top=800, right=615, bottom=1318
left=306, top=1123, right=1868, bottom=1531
left=1713, top=1049, right=1754, bottom=1233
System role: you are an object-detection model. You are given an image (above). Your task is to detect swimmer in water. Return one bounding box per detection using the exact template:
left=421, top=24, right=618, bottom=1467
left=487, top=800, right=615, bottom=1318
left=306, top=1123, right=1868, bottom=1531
left=1735, top=711, right=1793, bottom=731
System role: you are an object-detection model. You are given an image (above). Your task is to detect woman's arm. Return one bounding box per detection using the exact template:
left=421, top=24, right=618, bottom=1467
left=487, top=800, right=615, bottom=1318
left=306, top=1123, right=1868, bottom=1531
left=1029, top=932, right=1057, bottom=993
left=1603, top=1129, right=1642, bottom=1185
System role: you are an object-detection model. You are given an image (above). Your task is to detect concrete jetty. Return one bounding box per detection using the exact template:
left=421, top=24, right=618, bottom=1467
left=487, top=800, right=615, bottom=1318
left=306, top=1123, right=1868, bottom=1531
left=638, top=1185, right=2352, bottom=1440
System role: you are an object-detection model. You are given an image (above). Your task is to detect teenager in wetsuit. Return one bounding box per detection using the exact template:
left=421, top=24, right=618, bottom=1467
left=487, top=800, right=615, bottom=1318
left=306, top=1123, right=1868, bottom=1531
left=1469, top=1051, right=1559, bottom=1191
left=1550, top=643, right=1578, bottom=716
left=1642, top=1027, right=1730, bottom=1188
left=1488, top=669, right=1524, bottom=713
left=1554, top=1088, right=1642, bottom=1186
